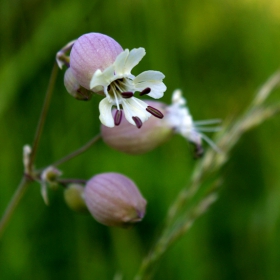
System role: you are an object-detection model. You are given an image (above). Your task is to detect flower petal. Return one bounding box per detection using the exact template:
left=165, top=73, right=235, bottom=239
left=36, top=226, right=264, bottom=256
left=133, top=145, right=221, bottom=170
left=124, top=48, right=146, bottom=74
left=134, top=71, right=166, bottom=99
left=113, top=49, right=129, bottom=76
left=114, top=48, right=146, bottom=76
left=134, top=70, right=165, bottom=82
left=122, top=97, right=151, bottom=126
left=90, top=65, right=114, bottom=89
left=99, top=98, right=115, bottom=127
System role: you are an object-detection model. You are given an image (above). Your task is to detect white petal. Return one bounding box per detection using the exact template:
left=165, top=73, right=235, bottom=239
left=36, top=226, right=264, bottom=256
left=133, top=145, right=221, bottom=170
left=124, top=48, right=145, bottom=74
left=90, top=70, right=104, bottom=89
left=134, top=70, right=165, bottom=82
left=134, top=71, right=166, bottom=99
left=102, top=65, right=115, bottom=81
left=122, top=97, right=150, bottom=125
left=99, top=98, right=114, bottom=127
left=113, top=49, right=129, bottom=75
left=114, top=48, right=146, bottom=76
left=90, top=66, right=114, bottom=89
left=136, top=82, right=166, bottom=98
left=121, top=103, right=134, bottom=125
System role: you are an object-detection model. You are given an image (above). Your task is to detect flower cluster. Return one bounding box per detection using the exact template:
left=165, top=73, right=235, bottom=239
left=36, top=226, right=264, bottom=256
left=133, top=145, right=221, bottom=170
left=57, top=32, right=166, bottom=128
left=53, top=32, right=219, bottom=228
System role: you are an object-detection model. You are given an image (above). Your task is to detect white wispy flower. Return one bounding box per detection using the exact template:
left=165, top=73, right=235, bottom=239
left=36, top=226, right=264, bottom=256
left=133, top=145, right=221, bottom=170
left=166, top=90, right=220, bottom=157
left=90, top=48, right=166, bottom=128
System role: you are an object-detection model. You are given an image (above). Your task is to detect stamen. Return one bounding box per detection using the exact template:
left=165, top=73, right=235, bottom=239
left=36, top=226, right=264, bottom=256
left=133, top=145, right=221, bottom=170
left=121, top=92, right=134, bottom=98
left=199, top=133, right=221, bottom=153
left=107, top=85, right=111, bottom=91
left=114, top=82, right=123, bottom=92
left=114, top=110, right=123, bottom=126
left=132, top=116, right=142, bottom=129
left=195, top=126, right=221, bottom=132
left=112, top=89, right=120, bottom=110
left=140, top=87, right=151, bottom=96
left=194, top=119, right=221, bottom=125
left=146, top=106, right=164, bottom=119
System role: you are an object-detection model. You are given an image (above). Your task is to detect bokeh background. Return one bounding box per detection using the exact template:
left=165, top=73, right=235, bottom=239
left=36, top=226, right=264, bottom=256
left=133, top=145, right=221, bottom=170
left=1, top=0, right=280, bottom=279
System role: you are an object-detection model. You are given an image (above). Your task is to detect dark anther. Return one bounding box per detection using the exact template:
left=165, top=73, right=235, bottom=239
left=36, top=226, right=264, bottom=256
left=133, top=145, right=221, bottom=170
left=114, top=110, right=123, bottom=126
left=139, top=87, right=151, bottom=96
left=107, top=85, right=111, bottom=91
left=132, top=116, right=142, bottom=129
left=146, top=106, right=164, bottom=119
left=121, top=92, right=134, bottom=98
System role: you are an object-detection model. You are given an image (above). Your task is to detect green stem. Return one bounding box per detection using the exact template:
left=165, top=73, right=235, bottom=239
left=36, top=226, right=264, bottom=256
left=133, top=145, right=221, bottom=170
left=0, top=177, right=32, bottom=239
left=28, top=63, right=58, bottom=173
left=51, top=133, right=102, bottom=167
left=0, top=62, right=58, bottom=239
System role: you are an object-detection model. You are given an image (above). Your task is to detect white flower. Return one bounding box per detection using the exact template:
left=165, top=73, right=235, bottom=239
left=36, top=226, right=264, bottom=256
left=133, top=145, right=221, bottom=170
left=90, top=48, right=166, bottom=128
left=166, top=90, right=220, bottom=157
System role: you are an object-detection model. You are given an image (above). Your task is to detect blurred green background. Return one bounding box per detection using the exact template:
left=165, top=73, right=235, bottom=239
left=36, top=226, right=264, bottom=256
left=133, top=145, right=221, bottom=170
left=1, top=0, right=280, bottom=279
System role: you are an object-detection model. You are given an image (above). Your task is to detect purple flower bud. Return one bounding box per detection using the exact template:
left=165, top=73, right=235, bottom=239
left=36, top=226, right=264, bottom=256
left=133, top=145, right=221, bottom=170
left=101, top=101, right=173, bottom=154
left=64, top=184, right=89, bottom=213
left=84, top=173, right=147, bottom=227
left=70, top=33, right=123, bottom=89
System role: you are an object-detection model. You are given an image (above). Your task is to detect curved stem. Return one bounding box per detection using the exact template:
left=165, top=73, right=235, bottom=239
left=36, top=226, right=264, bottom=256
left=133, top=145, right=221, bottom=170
left=0, top=177, right=32, bottom=239
left=51, top=133, right=102, bottom=167
left=28, top=63, right=58, bottom=173
left=0, top=62, right=58, bottom=239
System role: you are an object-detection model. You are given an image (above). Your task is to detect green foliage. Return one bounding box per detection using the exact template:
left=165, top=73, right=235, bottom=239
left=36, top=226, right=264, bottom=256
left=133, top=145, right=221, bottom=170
left=1, top=0, right=280, bottom=279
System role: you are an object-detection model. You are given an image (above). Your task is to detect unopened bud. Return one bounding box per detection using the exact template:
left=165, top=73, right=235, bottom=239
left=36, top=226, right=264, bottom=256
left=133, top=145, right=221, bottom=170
left=101, top=101, right=173, bottom=154
left=41, top=166, right=62, bottom=190
left=70, top=33, right=123, bottom=90
left=40, top=166, right=62, bottom=205
left=84, top=173, right=147, bottom=227
left=64, top=184, right=89, bottom=213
